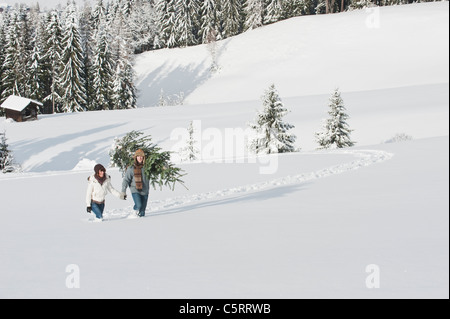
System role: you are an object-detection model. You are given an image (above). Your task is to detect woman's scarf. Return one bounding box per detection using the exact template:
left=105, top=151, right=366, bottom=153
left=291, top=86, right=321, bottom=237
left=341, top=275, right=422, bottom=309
left=95, top=173, right=106, bottom=185
left=134, top=162, right=144, bottom=191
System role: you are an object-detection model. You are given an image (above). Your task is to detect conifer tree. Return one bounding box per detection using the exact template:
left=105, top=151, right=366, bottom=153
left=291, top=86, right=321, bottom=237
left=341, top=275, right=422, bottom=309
left=122, top=0, right=135, bottom=16
left=221, top=0, right=244, bottom=39
left=265, top=0, right=284, bottom=24
left=249, top=84, right=297, bottom=154
left=33, top=14, right=51, bottom=113
left=179, top=121, right=200, bottom=162
left=2, top=10, right=26, bottom=98
left=110, top=10, right=136, bottom=109
left=176, top=0, right=200, bottom=47
left=281, top=0, right=304, bottom=19
left=244, top=0, right=264, bottom=31
left=42, top=10, right=63, bottom=113
left=91, top=0, right=107, bottom=32
left=28, top=35, right=44, bottom=104
left=154, top=0, right=171, bottom=48
left=109, top=131, right=187, bottom=190
left=92, top=25, right=114, bottom=110
left=164, top=0, right=179, bottom=48
left=18, top=5, right=34, bottom=96
left=201, top=0, right=220, bottom=43
left=0, top=16, right=8, bottom=107
left=128, top=0, right=157, bottom=53
left=0, top=131, right=19, bottom=173
left=315, top=88, right=355, bottom=149
left=79, top=2, right=95, bottom=110
left=60, top=1, right=86, bottom=112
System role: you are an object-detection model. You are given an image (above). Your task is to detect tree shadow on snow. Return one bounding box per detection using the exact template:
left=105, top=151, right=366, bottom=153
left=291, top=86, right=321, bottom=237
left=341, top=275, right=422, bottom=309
left=136, top=40, right=232, bottom=107
left=137, top=60, right=211, bottom=106
left=13, top=123, right=129, bottom=172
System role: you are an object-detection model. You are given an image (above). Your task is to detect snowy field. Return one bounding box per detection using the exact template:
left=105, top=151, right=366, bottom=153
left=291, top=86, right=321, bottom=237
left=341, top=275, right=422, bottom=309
left=0, top=2, right=448, bottom=299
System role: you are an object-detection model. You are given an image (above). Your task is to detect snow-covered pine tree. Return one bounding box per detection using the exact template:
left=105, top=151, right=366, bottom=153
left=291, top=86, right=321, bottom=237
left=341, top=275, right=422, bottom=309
left=121, top=0, right=135, bottom=16
left=244, top=0, right=264, bottom=31
left=42, top=10, right=64, bottom=113
left=179, top=121, right=200, bottom=162
left=175, top=0, right=200, bottom=47
left=221, top=0, right=244, bottom=39
left=0, top=17, right=7, bottom=108
left=2, top=10, right=28, bottom=98
left=298, top=0, right=320, bottom=15
left=110, top=9, right=137, bottom=109
left=201, top=0, right=221, bottom=44
left=106, top=0, right=120, bottom=18
left=281, top=0, right=304, bottom=19
left=91, top=0, right=107, bottom=32
left=0, top=131, right=19, bottom=173
left=22, top=5, right=43, bottom=103
left=92, top=24, right=114, bottom=110
left=248, top=84, right=297, bottom=154
left=33, top=13, right=51, bottom=113
left=109, top=130, right=187, bottom=190
left=315, top=88, right=355, bottom=149
left=264, top=0, right=284, bottom=25
left=154, top=0, right=171, bottom=48
left=18, top=4, right=35, bottom=98
left=60, top=1, right=87, bottom=113
left=164, top=0, right=179, bottom=48
left=27, top=33, right=44, bottom=104
left=79, top=2, right=95, bottom=111
left=128, top=0, right=157, bottom=53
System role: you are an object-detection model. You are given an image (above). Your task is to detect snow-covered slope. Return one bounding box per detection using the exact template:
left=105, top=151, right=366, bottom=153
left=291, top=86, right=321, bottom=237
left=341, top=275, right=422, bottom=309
left=1, top=2, right=448, bottom=172
left=0, top=3, right=448, bottom=299
left=135, top=2, right=449, bottom=105
left=0, top=137, right=448, bottom=298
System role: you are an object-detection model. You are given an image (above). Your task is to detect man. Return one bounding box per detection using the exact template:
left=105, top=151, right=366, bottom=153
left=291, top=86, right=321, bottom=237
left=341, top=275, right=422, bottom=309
left=122, top=149, right=150, bottom=217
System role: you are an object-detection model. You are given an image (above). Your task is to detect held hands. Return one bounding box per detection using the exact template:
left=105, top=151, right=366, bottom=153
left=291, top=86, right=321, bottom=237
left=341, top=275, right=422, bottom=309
left=87, top=206, right=92, bottom=213
left=120, top=192, right=127, bottom=200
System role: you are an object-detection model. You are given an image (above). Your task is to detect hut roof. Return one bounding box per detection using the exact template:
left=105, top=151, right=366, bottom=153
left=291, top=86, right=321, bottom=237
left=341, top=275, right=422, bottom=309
left=1, top=95, right=43, bottom=112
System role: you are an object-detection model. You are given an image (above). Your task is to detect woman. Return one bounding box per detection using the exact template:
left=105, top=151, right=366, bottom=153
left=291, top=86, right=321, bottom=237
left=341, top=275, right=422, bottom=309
left=86, top=164, right=126, bottom=221
left=122, top=149, right=150, bottom=218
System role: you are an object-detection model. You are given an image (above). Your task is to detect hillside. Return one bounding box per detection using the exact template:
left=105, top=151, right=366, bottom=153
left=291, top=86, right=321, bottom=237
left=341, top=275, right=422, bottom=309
left=1, top=2, right=448, bottom=171
left=135, top=2, right=449, bottom=105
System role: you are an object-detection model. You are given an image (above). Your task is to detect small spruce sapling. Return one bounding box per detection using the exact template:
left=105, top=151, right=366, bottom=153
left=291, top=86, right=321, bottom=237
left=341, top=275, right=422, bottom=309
left=248, top=84, right=297, bottom=154
left=179, top=121, right=200, bottom=162
left=315, top=88, right=355, bottom=149
left=0, top=131, right=20, bottom=173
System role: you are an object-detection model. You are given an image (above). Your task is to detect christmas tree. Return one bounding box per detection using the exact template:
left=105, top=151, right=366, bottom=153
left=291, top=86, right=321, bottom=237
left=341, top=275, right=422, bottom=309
left=315, top=88, right=355, bottom=149
left=109, top=130, right=187, bottom=190
left=179, top=121, right=200, bottom=162
left=0, top=131, right=19, bottom=173
left=249, top=84, right=297, bottom=154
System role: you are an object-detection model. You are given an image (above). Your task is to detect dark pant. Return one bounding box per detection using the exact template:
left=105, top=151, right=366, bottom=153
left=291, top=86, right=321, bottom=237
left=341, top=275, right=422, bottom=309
left=91, top=202, right=105, bottom=219
left=132, top=193, right=149, bottom=217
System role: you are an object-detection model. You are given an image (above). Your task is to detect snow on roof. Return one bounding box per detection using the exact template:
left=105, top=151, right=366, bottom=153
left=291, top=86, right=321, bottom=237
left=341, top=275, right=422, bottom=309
left=0, top=95, right=43, bottom=112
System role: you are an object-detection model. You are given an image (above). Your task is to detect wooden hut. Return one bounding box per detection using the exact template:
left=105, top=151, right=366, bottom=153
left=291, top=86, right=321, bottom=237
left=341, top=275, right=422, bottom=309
left=0, top=95, right=43, bottom=122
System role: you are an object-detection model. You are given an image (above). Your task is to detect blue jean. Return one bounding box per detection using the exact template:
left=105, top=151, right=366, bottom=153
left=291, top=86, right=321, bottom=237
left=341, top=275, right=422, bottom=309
left=132, top=193, right=149, bottom=217
left=91, top=202, right=105, bottom=219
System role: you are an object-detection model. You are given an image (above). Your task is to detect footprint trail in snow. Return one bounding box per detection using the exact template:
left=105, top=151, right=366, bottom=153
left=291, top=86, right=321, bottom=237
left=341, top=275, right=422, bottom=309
left=97, top=150, right=393, bottom=222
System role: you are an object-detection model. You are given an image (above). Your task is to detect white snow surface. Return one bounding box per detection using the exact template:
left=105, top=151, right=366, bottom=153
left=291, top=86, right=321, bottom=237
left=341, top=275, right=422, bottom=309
left=0, top=3, right=448, bottom=299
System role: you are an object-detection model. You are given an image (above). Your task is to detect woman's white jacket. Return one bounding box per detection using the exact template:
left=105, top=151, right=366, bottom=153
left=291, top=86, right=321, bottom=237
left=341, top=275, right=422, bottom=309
left=86, top=174, right=122, bottom=206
